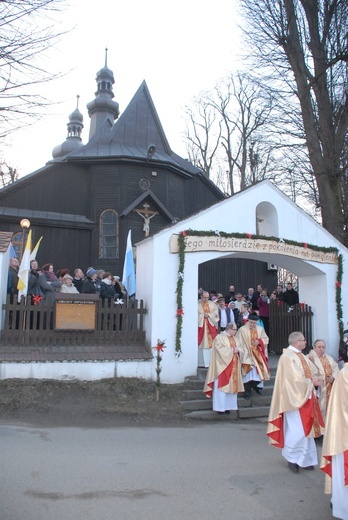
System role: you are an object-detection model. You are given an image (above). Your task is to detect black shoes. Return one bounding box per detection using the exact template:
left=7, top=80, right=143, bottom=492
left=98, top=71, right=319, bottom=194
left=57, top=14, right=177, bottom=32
left=288, top=462, right=315, bottom=473
left=288, top=462, right=299, bottom=473
left=244, top=382, right=252, bottom=399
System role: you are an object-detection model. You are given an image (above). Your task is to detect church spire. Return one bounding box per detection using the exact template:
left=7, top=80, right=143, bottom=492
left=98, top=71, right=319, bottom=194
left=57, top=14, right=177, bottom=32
left=67, top=95, right=83, bottom=139
left=86, top=50, right=120, bottom=140
left=52, top=95, right=84, bottom=159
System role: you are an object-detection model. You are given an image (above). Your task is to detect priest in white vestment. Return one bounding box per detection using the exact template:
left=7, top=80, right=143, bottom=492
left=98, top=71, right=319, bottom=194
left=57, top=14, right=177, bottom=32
left=267, top=331, right=324, bottom=473
left=203, top=323, right=244, bottom=414
left=321, top=363, right=348, bottom=520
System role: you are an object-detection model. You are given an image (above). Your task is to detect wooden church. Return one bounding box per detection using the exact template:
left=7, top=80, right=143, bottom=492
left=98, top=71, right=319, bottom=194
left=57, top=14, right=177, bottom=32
left=0, top=56, right=277, bottom=292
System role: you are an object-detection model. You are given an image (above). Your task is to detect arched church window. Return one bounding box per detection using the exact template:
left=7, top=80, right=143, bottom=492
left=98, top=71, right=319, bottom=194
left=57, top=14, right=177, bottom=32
left=99, top=210, right=119, bottom=259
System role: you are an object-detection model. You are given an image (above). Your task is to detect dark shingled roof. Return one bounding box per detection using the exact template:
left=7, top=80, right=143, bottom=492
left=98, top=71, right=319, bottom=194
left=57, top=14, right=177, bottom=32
left=66, top=81, right=202, bottom=177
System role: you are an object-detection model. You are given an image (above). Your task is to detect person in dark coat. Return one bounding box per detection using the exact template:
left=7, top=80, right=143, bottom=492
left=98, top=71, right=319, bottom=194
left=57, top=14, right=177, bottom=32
left=7, top=257, right=19, bottom=300
left=82, top=268, right=98, bottom=294
left=28, top=260, right=45, bottom=300
left=72, top=268, right=85, bottom=293
left=282, top=282, right=299, bottom=306
left=224, top=285, right=235, bottom=304
left=216, top=297, right=234, bottom=331
left=100, top=272, right=116, bottom=304
left=40, top=263, right=62, bottom=304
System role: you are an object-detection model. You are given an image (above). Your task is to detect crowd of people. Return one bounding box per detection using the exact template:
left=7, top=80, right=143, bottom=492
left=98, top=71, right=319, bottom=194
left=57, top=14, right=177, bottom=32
left=198, top=282, right=300, bottom=347
left=199, top=282, right=347, bottom=519
left=7, top=258, right=127, bottom=304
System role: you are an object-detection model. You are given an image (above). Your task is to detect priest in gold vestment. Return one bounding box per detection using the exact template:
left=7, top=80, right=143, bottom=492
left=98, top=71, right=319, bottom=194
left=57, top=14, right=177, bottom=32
left=321, top=363, right=348, bottom=520
left=267, top=331, right=324, bottom=473
left=236, top=314, right=270, bottom=398
left=307, top=339, right=339, bottom=421
left=203, top=322, right=244, bottom=414
left=198, top=291, right=219, bottom=367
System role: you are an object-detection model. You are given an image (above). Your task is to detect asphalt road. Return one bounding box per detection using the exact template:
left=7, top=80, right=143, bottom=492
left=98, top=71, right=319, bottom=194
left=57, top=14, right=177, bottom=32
left=0, top=420, right=331, bottom=520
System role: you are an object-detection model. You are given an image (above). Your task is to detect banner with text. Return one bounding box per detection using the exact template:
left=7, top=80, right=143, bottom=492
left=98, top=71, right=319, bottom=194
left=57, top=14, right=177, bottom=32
left=169, top=234, right=338, bottom=264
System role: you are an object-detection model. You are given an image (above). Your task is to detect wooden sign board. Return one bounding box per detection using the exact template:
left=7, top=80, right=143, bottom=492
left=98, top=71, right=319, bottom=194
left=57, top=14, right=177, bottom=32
left=55, top=294, right=99, bottom=330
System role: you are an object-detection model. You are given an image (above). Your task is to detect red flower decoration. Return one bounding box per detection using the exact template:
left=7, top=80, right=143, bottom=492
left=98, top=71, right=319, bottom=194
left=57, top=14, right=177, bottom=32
left=304, top=243, right=308, bottom=248
left=181, top=231, right=187, bottom=237
left=336, top=281, right=342, bottom=288
left=32, top=295, right=43, bottom=305
left=153, top=339, right=166, bottom=352
left=176, top=308, right=184, bottom=316
left=300, top=303, right=305, bottom=309
left=246, top=233, right=252, bottom=239
left=277, top=300, right=281, bottom=307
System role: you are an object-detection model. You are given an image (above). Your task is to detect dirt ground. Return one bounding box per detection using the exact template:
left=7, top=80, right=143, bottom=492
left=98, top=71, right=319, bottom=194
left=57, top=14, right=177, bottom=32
left=0, top=378, right=193, bottom=428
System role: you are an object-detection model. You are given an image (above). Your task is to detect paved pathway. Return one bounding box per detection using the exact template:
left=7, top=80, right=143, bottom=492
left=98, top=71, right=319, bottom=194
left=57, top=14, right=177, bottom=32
left=0, top=420, right=331, bottom=520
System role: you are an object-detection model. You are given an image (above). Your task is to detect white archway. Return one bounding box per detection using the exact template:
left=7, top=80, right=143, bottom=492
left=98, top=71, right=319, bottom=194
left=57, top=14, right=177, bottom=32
left=136, top=181, right=348, bottom=383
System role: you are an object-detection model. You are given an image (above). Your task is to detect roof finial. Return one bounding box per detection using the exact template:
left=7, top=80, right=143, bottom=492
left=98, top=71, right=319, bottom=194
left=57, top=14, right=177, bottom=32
left=105, top=47, right=108, bottom=67
left=76, top=94, right=80, bottom=110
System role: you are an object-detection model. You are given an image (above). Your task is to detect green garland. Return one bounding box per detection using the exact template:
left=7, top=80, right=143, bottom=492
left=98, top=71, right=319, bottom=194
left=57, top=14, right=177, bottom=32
left=175, top=229, right=343, bottom=356
left=174, top=232, right=186, bottom=357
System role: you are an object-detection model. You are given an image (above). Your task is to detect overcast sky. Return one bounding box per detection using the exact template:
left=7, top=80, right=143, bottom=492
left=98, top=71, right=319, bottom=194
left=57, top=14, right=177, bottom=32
left=4, top=0, right=243, bottom=177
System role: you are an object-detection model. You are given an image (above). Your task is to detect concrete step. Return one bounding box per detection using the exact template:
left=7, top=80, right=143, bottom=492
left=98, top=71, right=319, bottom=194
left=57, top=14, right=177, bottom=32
left=184, top=410, right=239, bottom=421
left=180, top=393, right=270, bottom=411
left=184, top=378, right=206, bottom=390
left=180, top=399, right=213, bottom=411
left=238, top=406, right=270, bottom=419
left=184, top=404, right=270, bottom=421
left=182, top=386, right=274, bottom=400
left=181, top=358, right=279, bottom=421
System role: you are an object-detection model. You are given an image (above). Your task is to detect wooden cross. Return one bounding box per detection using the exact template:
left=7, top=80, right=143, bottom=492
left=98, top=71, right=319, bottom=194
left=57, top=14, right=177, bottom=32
left=133, top=203, right=158, bottom=237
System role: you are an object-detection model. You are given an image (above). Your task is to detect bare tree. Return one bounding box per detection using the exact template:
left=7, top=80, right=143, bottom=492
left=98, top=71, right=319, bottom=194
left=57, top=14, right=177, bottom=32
left=184, top=73, right=276, bottom=195
left=0, top=0, right=67, bottom=139
left=0, top=160, right=18, bottom=187
left=184, top=97, right=221, bottom=179
left=239, top=0, right=348, bottom=244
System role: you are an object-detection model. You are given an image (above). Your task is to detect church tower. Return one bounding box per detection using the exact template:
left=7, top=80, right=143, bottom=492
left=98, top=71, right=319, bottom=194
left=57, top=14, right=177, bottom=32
left=52, top=95, right=84, bottom=159
left=86, top=48, right=120, bottom=140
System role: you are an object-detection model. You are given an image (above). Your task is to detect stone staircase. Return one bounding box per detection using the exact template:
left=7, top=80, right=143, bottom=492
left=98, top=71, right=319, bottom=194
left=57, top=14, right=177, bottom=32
left=181, top=356, right=279, bottom=421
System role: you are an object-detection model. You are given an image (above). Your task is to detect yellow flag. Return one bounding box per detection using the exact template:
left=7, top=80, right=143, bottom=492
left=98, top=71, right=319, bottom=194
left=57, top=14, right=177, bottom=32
left=17, top=230, right=32, bottom=299
left=30, top=236, right=43, bottom=261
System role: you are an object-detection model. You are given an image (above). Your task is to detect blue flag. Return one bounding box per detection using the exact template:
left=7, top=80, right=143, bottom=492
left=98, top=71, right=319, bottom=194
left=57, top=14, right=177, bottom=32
left=122, top=230, right=136, bottom=296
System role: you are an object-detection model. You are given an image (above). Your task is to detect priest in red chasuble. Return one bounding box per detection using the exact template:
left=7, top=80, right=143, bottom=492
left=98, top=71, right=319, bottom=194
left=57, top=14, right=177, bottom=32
left=198, top=291, right=219, bottom=367
left=204, top=322, right=244, bottom=414
left=267, top=331, right=324, bottom=473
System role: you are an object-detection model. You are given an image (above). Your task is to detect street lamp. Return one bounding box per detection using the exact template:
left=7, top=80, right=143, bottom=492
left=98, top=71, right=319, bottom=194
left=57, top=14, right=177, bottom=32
left=20, top=218, right=31, bottom=261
